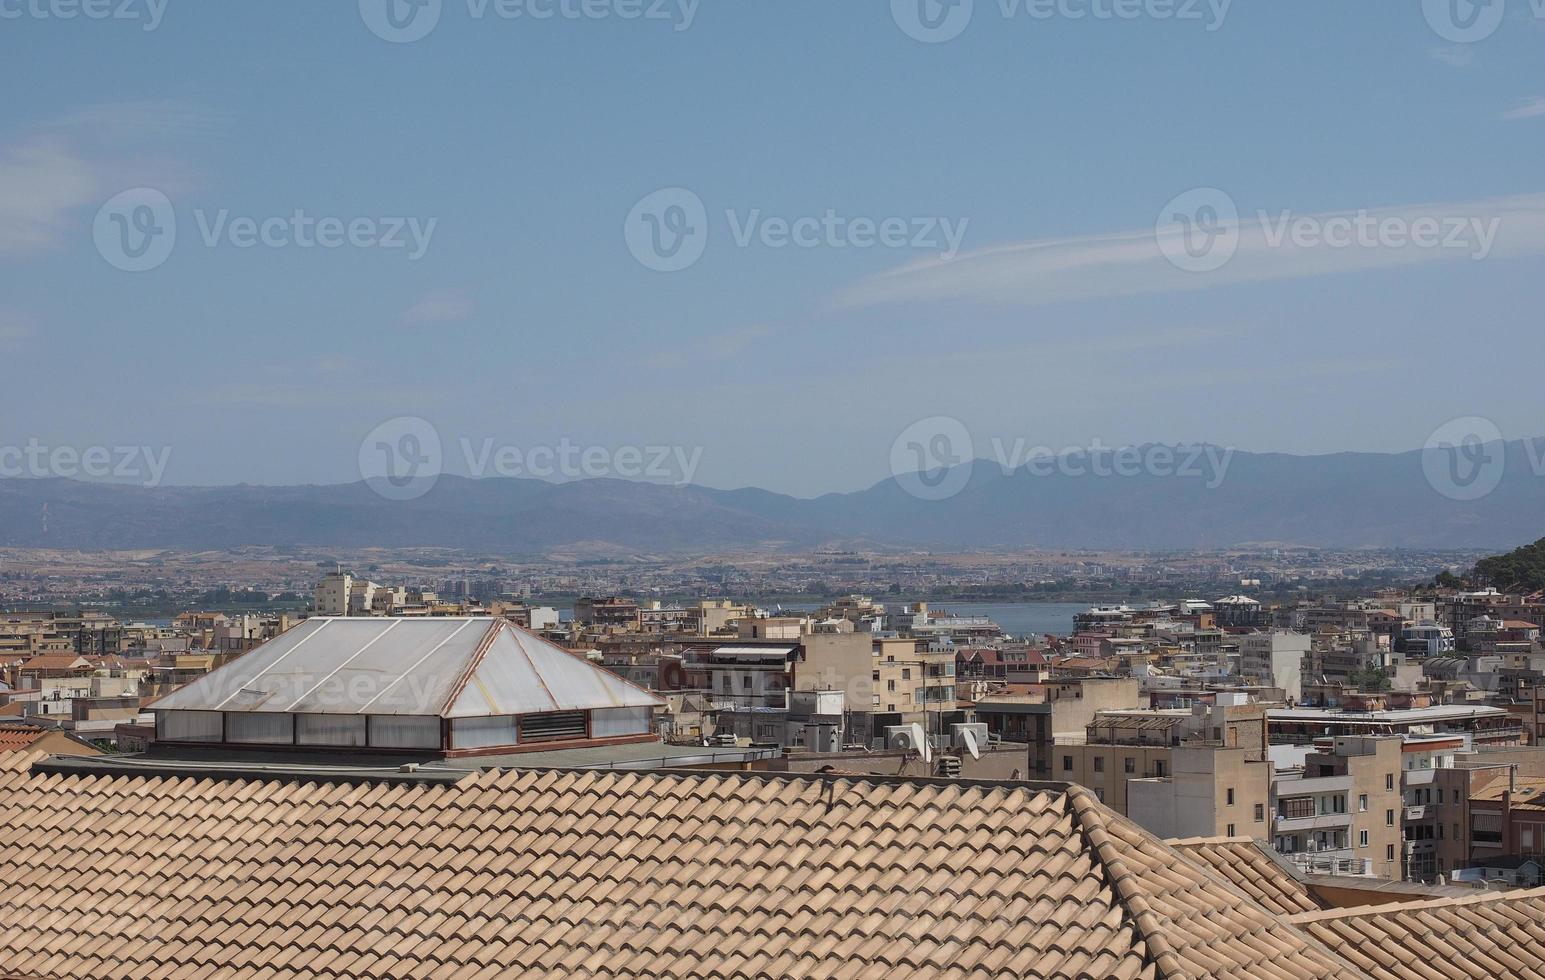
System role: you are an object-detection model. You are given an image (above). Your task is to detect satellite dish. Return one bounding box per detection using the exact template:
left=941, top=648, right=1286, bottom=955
left=962, top=727, right=981, bottom=760
left=911, top=723, right=931, bottom=764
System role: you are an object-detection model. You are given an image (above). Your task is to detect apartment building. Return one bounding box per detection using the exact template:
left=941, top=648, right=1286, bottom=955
left=1240, top=631, right=1310, bottom=702
left=1050, top=696, right=1267, bottom=813
left=1128, top=744, right=1272, bottom=841
left=1272, top=736, right=1403, bottom=878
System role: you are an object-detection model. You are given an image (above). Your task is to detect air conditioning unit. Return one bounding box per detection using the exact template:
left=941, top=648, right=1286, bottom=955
left=886, top=725, right=920, bottom=751
left=951, top=723, right=988, bottom=749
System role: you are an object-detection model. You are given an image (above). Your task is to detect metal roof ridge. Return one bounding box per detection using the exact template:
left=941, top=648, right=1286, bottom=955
left=438, top=618, right=503, bottom=717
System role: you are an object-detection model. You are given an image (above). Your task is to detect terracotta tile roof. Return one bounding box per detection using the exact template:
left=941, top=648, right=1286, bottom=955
left=0, top=726, right=51, bottom=753
left=1166, top=837, right=1322, bottom=917
left=15, top=655, right=90, bottom=672
left=1292, top=887, right=1545, bottom=979
left=0, top=752, right=1369, bottom=980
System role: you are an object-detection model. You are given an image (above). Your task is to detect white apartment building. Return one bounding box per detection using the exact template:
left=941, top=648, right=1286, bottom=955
left=1240, top=631, right=1310, bottom=702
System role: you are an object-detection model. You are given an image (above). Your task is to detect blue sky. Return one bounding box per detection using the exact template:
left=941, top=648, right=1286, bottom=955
left=3, top=1, right=1545, bottom=496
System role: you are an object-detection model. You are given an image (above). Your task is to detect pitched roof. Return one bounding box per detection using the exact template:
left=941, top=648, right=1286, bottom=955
left=1167, top=837, right=1322, bottom=917
left=0, top=726, right=52, bottom=753
left=149, top=617, right=663, bottom=718
left=0, top=752, right=1367, bottom=980
left=15, top=655, right=90, bottom=672
left=1293, top=888, right=1545, bottom=980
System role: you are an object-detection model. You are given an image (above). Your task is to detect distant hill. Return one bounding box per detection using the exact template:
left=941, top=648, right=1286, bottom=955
left=2, top=440, right=1543, bottom=553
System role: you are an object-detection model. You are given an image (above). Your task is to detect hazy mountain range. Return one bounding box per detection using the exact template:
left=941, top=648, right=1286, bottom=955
left=2, top=441, right=1543, bottom=553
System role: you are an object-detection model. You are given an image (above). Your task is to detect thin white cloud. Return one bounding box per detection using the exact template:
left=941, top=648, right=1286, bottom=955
left=834, top=192, right=1545, bottom=311
left=1503, top=96, right=1545, bottom=120
left=399, top=290, right=475, bottom=325
left=0, top=100, right=213, bottom=255
left=0, top=137, right=100, bottom=253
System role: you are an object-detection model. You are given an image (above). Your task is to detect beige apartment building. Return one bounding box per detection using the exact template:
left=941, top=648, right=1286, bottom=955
left=1272, top=736, right=1404, bottom=879
left=1130, top=745, right=1272, bottom=841
left=1051, top=696, right=1268, bottom=814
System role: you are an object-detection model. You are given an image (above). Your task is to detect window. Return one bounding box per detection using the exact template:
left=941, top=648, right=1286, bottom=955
left=1255, top=803, right=1265, bottom=822
left=1093, top=757, right=1104, bottom=773
left=1124, top=757, right=1135, bottom=774
left=1359, top=830, right=1369, bottom=847
left=1226, top=823, right=1236, bottom=836
left=1387, top=844, right=1395, bottom=861
left=1155, top=761, right=1166, bottom=777
left=1387, top=774, right=1395, bottom=791
left=1387, top=809, right=1395, bottom=827
left=1358, top=794, right=1368, bottom=812
left=1063, top=755, right=1073, bottom=772
left=1226, top=788, right=1235, bottom=806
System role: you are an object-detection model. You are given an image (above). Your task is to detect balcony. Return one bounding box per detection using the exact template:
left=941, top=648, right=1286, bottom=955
left=1274, top=811, right=1355, bottom=834
left=1275, top=774, right=1353, bottom=795
left=1291, top=854, right=1374, bottom=877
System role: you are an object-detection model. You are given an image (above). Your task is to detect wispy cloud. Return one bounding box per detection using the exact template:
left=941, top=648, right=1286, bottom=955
left=0, top=137, right=100, bottom=253
left=399, top=289, right=475, bottom=325
left=1503, top=96, right=1545, bottom=120
left=0, top=100, right=212, bottom=256
left=644, top=324, right=775, bottom=369
left=834, top=192, right=1545, bottom=311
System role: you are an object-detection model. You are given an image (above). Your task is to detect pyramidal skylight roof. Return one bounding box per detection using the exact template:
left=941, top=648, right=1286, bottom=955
left=150, top=618, right=663, bottom=717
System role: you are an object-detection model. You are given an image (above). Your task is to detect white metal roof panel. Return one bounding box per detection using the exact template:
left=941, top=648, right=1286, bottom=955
left=446, top=624, right=664, bottom=719
left=148, top=618, right=337, bottom=712
left=154, top=618, right=661, bottom=720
